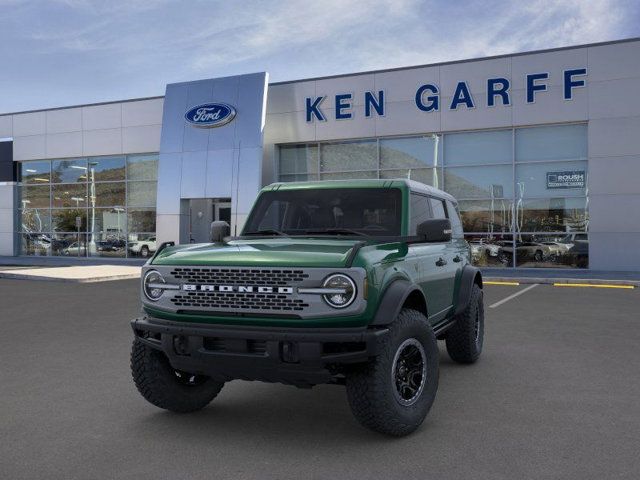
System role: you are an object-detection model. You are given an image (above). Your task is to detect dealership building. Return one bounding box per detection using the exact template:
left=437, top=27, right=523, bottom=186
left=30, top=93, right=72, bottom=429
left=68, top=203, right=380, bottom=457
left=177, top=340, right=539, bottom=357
left=1, top=38, right=639, bottom=271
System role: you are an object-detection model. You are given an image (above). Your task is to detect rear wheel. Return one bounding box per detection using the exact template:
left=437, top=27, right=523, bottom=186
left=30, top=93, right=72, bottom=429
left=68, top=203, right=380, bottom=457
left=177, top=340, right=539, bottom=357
left=345, top=309, right=439, bottom=436
left=445, top=283, right=484, bottom=363
left=131, top=339, right=224, bottom=413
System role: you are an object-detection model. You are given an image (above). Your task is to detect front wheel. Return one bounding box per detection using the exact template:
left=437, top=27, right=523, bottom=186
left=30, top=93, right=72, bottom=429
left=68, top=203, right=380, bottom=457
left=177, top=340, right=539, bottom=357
left=445, top=283, right=484, bottom=363
left=345, top=309, right=439, bottom=436
left=131, top=339, right=224, bottom=413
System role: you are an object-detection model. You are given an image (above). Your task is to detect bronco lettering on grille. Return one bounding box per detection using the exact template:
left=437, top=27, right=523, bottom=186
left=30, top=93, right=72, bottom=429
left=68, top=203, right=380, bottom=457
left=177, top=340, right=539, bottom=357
left=182, top=285, right=294, bottom=294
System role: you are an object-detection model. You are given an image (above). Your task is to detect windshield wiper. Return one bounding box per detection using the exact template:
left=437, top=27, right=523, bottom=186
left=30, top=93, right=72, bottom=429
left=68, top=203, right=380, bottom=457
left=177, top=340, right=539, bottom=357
left=301, top=228, right=370, bottom=237
left=243, top=229, right=289, bottom=237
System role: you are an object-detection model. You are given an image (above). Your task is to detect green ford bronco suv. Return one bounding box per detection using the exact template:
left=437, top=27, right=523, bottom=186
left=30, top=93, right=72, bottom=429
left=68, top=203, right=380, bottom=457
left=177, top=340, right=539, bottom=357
left=131, top=179, right=484, bottom=436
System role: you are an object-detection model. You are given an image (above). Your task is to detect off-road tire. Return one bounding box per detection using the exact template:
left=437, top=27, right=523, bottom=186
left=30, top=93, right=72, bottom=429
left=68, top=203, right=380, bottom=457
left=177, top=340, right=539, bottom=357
left=131, top=339, right=224, bottom=413
left=345, top=309, right=439, bottom=436
left=445, top=283, right=484, bottom=364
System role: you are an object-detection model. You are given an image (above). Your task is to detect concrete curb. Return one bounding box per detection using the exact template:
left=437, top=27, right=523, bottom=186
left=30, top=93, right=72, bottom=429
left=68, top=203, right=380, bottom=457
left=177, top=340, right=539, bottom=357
left=485, top=276, right=639, bottom=287
left=0, top=272, right=141, bottom=283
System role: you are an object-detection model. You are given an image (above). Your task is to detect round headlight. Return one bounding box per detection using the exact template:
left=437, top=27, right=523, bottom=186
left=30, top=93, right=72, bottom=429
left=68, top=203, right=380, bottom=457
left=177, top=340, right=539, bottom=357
left=143, top=270, right=165, bottom=301
left=322, top=274, right=356, bottom=308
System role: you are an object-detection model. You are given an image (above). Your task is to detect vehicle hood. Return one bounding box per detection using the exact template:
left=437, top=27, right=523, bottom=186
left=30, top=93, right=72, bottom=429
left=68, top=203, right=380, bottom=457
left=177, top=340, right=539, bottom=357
left=151, top=238, right=362, bottom=268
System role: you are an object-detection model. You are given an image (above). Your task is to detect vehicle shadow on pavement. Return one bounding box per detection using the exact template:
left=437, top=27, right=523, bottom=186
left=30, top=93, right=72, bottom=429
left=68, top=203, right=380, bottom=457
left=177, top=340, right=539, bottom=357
left=127, top=346, right=463, bottom=445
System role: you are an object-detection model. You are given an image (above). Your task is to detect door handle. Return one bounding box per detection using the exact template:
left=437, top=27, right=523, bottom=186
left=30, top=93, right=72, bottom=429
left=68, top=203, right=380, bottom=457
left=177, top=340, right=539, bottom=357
left=453, top=255, right=462, bottom=263
left=435, top=257, right=447, bottom=267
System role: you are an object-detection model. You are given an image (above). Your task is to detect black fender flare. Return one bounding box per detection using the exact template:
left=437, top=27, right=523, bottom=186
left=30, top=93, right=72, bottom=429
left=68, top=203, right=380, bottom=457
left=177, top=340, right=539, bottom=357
left=370, top=279, right=427, bottom=326
left=454, top=265, right=483, bottom=316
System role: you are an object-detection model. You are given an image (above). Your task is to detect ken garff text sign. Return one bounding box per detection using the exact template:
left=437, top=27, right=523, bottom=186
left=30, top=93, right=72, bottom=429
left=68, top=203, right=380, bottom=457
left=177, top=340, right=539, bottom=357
left=546, top=170, right=586, bottom=189
left=305, top=68, right=587, bottom=122
left=185, top=103, right=237, bottom=128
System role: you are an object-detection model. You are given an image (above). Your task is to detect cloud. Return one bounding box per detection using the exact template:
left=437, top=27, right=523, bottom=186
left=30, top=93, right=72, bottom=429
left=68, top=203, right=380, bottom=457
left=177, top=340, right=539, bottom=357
left=189, top=0, right=421, bottom=71
left=0, top=0, right=637, bottom=112
left=324, top=0, right=630, bottom=72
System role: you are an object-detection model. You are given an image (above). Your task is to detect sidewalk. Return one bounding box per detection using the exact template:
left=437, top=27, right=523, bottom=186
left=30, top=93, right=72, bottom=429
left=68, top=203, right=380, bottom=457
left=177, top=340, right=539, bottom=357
left=0, top=265, right=141, bottom=283
left=481, top=267, right=640, bottom=286
left=0, top=256, right=146, bottom=267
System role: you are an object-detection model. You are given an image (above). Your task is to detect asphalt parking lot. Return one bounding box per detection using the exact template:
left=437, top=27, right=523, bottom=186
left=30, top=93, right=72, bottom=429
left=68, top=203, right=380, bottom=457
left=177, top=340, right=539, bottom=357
left=1, top=279, right=639, bottom=480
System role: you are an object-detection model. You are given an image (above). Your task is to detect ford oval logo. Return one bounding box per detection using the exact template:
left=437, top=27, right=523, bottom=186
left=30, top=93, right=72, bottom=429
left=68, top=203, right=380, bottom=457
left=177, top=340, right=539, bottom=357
left=184, top=103, right=236, bottom=128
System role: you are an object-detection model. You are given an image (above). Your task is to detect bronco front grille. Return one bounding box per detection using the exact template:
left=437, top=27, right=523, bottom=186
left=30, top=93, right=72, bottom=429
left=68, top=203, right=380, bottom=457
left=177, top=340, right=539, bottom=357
left=170, top=267, right=309, bottom=286
left=170, top=291, right=309, bottom=311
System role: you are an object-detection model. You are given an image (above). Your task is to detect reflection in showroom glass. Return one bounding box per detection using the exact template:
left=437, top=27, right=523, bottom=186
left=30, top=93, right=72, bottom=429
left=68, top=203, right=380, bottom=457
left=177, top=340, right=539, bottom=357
left=127, top=181, right=157, bottom=208
left=52, top=184, right=87, bottom=208
left=444, top=165, right=513, bottom=199
left=51, top=209, right=87, bottom=232
left=380, top=136, right=441, bottom=169
left=20, top=160, right=50, bottom=184
left=127, top=154, right=159, bottom=181
left=91, top=156, right=125, bottom=182
left=458, top=200, right=513, bottom=233
left=88, top=234, right=126, bottom=258
left=464, top=234, right=514, bottom=268
left=20, top=233, right=51, bottom=256
left=518, top=198, right=588, bottom=232
left=321, top=140, right=378, bottom=172
left=128, top=209, right=156, bottom=233
left=514, top=233, right=588, bottom=269
left=51, top=159, right=88, bottom=183
left=16, top=154, right=159, bottom=258
left=279, top=144, right=318, bottom=176
left=20, top=209, right=51, bottom=233
left=48, top=233, right=87, bottom=257
left=20, top=185, right=50, bottom=209
left=94, top=182, right=125, bottom=207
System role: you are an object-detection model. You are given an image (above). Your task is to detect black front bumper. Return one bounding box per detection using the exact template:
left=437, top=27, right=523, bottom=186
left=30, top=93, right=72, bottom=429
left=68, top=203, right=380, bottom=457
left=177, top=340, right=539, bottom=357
left=131, top=317, right=389, bottom=387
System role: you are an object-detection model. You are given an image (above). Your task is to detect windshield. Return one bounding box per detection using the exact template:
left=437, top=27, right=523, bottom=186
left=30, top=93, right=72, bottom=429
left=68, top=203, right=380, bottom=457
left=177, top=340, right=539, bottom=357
left=243, top=188, right=402, bottom=237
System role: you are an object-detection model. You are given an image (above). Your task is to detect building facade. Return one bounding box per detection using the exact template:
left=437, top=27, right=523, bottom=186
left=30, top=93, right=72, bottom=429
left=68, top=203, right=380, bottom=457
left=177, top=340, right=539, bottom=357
left=1, top=38, right=639, bottom=271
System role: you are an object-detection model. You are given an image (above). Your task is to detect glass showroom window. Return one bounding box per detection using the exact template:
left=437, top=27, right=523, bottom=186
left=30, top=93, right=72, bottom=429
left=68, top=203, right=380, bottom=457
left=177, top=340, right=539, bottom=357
left=126, top=154, right=158, bottom=257
left=320, top=140, right=378, bottom=180
left=279, top=144, right=318, bottom=182
left=513, top=125, right=588, bottom=269
left=443, top=129, right=515, bottom=268
left=278, top=136, right=443, bottom=185
left=379, top=136, right=442, bottom=187
left=16, top=154, right=158, bottom=258
left=277, top=123, right=588, bottom=269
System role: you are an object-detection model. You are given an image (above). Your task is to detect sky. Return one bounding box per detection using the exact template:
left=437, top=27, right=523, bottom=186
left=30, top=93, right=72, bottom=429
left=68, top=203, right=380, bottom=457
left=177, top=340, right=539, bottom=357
left=1, top=0, right=639, bottom=113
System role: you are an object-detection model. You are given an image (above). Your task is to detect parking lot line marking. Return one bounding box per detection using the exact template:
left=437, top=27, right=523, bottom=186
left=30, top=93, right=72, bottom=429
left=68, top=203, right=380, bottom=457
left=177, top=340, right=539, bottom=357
left=553, top=283, right=635, bottom=289
left=489, top=283, right=539, bottom=309
left=484, top=281, right=520, bottom=286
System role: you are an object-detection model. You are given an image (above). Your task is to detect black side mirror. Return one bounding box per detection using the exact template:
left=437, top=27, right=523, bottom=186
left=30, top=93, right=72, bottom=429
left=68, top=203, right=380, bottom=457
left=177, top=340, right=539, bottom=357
left=210, top=221, right=230, bottom=243
left=416, top=218, right=452, bottom=242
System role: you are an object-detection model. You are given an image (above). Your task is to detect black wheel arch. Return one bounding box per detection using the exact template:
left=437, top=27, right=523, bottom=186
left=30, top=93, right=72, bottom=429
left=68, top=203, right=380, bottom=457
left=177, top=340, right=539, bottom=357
left=454, top=265, right=483, bottom=316
left=370, top=279, right=428, bottom=326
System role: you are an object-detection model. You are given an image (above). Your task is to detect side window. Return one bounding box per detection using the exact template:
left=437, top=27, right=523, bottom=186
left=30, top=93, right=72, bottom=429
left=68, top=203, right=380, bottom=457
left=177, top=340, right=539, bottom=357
left=429, top=198, right=447, bottom=219
left=446, top=200, right=464, bottom=238
left=410, top=193, right=431, bottom=234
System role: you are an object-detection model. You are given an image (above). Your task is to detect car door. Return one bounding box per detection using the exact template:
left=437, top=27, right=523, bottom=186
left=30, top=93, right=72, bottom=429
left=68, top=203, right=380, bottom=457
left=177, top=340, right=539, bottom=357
left=426, top=197, right=458, bottom=318
left=446, top=199, right=467, bottom=288
left=409, top=193, right=455, bottom=323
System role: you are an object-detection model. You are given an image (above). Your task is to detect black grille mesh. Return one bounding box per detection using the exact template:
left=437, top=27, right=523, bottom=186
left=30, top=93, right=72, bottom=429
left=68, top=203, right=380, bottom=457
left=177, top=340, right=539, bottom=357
left=170, top=292, right=309, bottom=311
left=170, top=268, right=309, bottom=286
